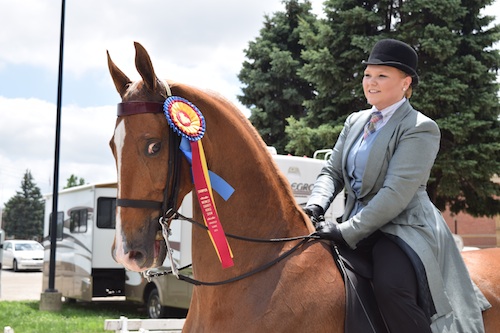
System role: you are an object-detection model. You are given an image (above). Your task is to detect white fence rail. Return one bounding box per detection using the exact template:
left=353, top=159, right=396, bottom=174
left=104, top=316, right=185, bottom=333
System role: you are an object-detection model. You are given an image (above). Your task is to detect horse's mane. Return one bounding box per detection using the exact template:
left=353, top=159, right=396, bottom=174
left=169, top=81, right=265, bottom=149
left=168, top=81, right=305, bottom=223
left=166, top=81, right=268, bottom=155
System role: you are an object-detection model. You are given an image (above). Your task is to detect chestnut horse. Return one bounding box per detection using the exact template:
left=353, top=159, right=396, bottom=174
left=107, top=42, right=500, bottom=332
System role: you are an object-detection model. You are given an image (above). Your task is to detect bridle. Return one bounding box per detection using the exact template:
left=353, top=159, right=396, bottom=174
left=115, top=101, right=182, bottom=221
left=114, top=98, right=320, bottom=287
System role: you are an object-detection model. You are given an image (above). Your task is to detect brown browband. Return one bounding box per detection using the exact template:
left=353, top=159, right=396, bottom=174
left=117, top=102, right=164, bottom=116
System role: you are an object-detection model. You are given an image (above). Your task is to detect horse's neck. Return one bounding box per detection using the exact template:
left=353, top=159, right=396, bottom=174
left=207, top=107, right=304, bottom=234
left=188, top=92, right=309, bottom=276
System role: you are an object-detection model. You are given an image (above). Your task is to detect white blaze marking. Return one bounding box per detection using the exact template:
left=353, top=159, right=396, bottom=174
left=114, top=120, right=126, bottom=192
left=113, top=121, right=127, bottom=265
left=112, top=121, right=147, bottom=272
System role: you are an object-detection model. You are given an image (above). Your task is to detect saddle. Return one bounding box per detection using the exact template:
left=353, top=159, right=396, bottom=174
left=331, top=242, right=389, bottom=333
left=331, top=235, right=435, bottom=333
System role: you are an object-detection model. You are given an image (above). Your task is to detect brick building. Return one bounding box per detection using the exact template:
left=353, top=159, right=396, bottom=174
left=442, top=175, right=499, bottom=249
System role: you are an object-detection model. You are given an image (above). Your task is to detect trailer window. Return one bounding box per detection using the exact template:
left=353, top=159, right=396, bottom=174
left=70, top=209, right=88, bottom=233
left=97, top=197, right=116, bottom=229
left=48, top=212, right=64, bottom=240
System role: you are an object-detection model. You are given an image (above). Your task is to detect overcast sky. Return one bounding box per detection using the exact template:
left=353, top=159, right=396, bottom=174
left=0, top=0, right=498, bottom=207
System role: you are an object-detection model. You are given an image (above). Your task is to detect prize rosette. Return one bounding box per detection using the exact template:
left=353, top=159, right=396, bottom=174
left=164, top=96, right=205, bottom=142
left=163, top=96, right=234, bottom=269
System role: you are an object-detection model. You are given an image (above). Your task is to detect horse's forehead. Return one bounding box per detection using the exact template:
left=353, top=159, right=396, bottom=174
left=114, top=114, right=166, bottom=143
left=122, top=80, right=168, bottom=103
left=123, top=81, right=143, bottom=100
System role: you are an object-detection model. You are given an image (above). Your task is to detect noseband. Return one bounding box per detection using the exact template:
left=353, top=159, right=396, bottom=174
left=116, top=101, right=182, bottom=220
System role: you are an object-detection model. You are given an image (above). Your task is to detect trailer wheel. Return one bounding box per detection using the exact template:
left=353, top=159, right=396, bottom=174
left=146, top=287, right=167, bottom=319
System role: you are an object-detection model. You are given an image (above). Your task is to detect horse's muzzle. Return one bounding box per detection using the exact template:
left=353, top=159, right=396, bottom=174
left=112, top=223, right=166, bottom=272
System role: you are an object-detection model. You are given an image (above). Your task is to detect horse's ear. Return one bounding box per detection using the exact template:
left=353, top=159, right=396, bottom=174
left=107, top=50, right=131, bottom=98
left=134, top=42, right=159, bottom=93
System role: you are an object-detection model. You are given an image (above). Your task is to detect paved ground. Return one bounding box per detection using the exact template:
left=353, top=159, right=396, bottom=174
left=0, top=268, right=43, bottom=301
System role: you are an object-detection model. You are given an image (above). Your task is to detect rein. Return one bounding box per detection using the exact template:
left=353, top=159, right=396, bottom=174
left=145, top=209, right=320, bottom=286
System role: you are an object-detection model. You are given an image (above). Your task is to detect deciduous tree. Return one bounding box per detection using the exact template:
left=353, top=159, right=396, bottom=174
left=64, top=174, right=85, bottom=189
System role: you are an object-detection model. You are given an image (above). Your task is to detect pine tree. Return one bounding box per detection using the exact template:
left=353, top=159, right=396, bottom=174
left=286, top=0, right=386, bottom=155
left=239, top=0, right=500, bottom=216
left=298, top=0, right=382, bottom=128
left=394, top=0, right=500, bottom=215
left=3, top=170, right=45, bottom=240
left=238, top=0, right=317, bottom=153
left=295, top=0, right=499, bottom=215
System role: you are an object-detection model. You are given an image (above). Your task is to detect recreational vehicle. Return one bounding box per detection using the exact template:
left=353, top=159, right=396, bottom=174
left=42, top=152, right=343, bottom=318
left=0, top=229, right=5, bottom=269
left=42, top=183, right=123, bottom=301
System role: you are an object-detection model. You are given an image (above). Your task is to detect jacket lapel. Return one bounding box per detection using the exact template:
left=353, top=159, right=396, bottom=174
left=359, top=101, right=413, bottom=198
left=342, top=111, right=370, bottom=168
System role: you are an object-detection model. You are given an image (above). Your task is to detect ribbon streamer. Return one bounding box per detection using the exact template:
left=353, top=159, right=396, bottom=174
left=164, top=96, right=234, bottom=268
left=179, top=137, right=234, bottom=201
left=190, top=140, right=234, bottom=268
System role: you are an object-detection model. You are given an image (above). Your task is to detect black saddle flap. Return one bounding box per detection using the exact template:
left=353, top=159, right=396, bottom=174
left=332, top=243, right=389, bottom=333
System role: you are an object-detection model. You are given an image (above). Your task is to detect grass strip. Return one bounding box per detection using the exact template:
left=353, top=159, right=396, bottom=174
left=0, top=300, right=144, bottom=333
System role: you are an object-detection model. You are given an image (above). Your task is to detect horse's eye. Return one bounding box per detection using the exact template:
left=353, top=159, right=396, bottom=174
left=147, top=141, right=161, bottom=156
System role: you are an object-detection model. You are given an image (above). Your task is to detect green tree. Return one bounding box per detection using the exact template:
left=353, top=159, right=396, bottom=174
left=297, top=0, right=381, bottom=130
left=238, top=0, right=317, bottom=153
left=2, top=170, right=45, bottom=240
left=240, top=0, right=500, bottom=216
left=299, top=0, right=500, bottom=215
left=394, top=0, right=500, bottom=216
left=64, top=174, right=86, bottom=189
left=285, top=0, right=385, bottom=155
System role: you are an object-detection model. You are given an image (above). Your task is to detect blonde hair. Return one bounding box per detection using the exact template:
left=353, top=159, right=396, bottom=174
left=405, top=85, right=413, bottom=99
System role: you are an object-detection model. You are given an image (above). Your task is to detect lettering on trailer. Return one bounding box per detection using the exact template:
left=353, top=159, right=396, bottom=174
left=290, top=183, right=315, bottom=197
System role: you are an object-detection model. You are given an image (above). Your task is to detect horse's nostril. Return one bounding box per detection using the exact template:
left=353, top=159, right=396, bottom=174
left=128, top=250, right=146, bottom=266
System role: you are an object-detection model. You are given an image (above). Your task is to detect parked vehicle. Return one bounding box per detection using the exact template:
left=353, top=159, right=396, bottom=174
left=42, top=182, right=124, bottom=301
left=0, top=229, right=4, bottom=269
left=42, top=151, right=344, bottom=318
left=2, top=240, right=44, bottom=271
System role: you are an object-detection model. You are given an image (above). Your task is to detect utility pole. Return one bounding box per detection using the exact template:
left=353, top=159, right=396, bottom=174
left=40, top=0, right=66, bottom=312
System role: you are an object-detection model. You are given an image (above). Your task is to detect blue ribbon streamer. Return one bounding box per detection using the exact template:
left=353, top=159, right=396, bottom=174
left=179, top=137, right=234, bottom=201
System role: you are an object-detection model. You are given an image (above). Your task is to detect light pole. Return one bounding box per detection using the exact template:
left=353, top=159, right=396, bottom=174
left=40, top=0, right=66, bottom=311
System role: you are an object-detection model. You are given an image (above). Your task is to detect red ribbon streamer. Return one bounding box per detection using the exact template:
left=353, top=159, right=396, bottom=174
left=190, top=141, right=234, bottom=268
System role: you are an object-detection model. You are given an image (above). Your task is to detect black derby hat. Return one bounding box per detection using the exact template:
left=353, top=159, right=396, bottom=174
left=362, top=39, right=419, bottom=85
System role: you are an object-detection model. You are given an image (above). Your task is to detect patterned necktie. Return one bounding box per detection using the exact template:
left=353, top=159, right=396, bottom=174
left=363, top=111, right=383, bottom=139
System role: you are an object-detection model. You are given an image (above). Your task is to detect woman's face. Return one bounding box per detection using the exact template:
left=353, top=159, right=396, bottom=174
left=363, top=65, right=412, bottom=110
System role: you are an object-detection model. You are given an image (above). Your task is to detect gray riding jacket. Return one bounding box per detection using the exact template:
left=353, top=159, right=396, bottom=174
left=307, top=101, right=491, bottom=332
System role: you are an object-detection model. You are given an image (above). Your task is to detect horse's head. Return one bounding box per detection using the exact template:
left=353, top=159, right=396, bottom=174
left=107, top=42, right=192, bottom=271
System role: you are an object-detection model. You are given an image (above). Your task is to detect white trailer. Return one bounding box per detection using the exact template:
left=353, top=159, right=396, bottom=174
left=42, top=183, right=124, bottom=301
left=0, top=229, right=4, bottom=268
left=42, top=152, right=343, bottom=318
